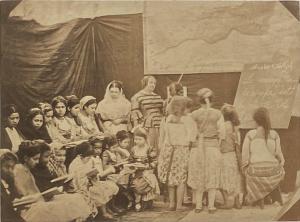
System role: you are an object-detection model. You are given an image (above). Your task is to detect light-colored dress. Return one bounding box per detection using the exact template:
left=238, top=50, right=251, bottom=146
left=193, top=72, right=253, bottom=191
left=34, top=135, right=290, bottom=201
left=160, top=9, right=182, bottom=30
left=65, top=116, right=89, bottom=139
left=52, top=117, right=74, bottom=141
left=5, top=127, right=23, bottom=153
left=77, top=112, right=101, bottom=135
left=158, top=114, right=197, bottom=186
left=131, top=90, right=164, bottom=153
left=189, top=107, right=225, bottom=191
left=69, top=156, right=119, bottom=207
left=13, top=164, right=91, bottom=222
left=242, top=129, right=285, bottom=203
left=96, top=85, right=131, bottom=135
left=46, top=121, right=68, bottom=145
left=220, top=121, right=244, bottom=195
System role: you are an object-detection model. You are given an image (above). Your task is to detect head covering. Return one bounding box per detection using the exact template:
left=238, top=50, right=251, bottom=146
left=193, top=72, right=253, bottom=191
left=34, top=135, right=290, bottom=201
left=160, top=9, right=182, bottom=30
left=197, top=88, right=213, bottom=107
left=80, top=96, right=96, bottom=110
left=132, top=126, right=147, bottom=139
left=95, top=81, right=131, bottom=120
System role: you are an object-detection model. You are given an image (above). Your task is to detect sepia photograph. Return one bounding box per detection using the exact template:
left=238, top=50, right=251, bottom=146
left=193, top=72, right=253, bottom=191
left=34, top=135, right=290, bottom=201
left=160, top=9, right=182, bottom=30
left=0, top=0, right=300, bottom=221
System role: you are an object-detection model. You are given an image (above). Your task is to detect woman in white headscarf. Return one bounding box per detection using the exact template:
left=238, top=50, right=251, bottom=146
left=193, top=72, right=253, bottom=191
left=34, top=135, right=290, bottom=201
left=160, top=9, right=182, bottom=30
left=96, top=81, right=131, bottom=135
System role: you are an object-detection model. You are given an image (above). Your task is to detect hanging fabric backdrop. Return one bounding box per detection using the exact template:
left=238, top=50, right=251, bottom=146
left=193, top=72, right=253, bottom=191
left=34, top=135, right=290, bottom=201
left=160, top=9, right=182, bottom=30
left=1, top=13, right=144, bottom=114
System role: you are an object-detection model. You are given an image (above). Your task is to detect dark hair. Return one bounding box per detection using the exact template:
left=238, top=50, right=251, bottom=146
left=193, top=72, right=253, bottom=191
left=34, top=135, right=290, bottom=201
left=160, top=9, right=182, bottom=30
left=88, top=135, right=105, bottom=146
left=66, top=95, right=80, bottom=110
left=185, top=97, right=194, bottom=110
left=168, top=96, right=187, bottom=116
left=103, top=135, right=118, bottom=150
left=116, top=130, right=131, bottom=142
left=253, top=107, right=271, bottom=141
left=84, top=99, right=97, bottom=109
left=3, top=104, right=19, bottom=118
left=141, top=75, right=156, bottom=89
left=76, top=142, right=94, bottom=157
left=17, top=140, right=42, bottom=164
left=199, top=97, right=212, bottom=105
left=221, top=105, right=240, bottom=126
left=27, top=108, right=44, bottom=124
left=52, top=96, right=67, bottom=108
left=109, top=81, right=123, bottom=91
left=38, top=102, right=53, bottom=115
left=0, top=151, right=18, bottom=164
left=169, top=82, right=183, bottom=96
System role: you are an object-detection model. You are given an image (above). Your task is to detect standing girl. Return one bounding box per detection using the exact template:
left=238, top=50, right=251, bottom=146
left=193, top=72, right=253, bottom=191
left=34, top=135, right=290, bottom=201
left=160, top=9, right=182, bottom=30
left=189, top=88, right=225, bottom=213
left=158, top=96, right=197, bottom=211
left=131, top=76, right=164, bottom=153
left=219, top=104, right=244, bottom=209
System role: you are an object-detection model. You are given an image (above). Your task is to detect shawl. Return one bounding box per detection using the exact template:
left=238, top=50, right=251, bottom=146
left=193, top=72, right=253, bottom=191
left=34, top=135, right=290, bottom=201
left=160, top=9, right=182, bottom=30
left=20, top=122, right=52, bottom=144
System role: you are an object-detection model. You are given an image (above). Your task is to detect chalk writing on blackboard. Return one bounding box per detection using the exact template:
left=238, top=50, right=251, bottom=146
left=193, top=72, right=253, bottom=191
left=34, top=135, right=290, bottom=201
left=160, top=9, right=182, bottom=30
left=234, top=58, right=298, bottom=129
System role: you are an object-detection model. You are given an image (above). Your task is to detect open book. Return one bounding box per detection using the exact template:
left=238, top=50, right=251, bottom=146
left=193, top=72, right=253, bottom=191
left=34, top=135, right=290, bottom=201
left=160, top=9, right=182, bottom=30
left=13, top=187, right=62, bottom=207
left=50, top=174, right=73, bottom=184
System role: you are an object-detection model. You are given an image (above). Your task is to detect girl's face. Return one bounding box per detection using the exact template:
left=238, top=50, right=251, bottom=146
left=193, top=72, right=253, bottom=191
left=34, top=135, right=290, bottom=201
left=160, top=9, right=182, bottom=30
left=81, top=156, right=91, bottom=164
left=55, top=102, right=66, bottom=117
left=7, top=112, right=20, bottom=128
left=44, top=110, right=53, bottom=124
left=93, top=142, right=103, bottom=156
left=119, top=138, right=130, bottom=149
left=145, top=77, right=156, bottom=92
left=109, top=87, right=121, bottom=99
left=32, top=114, right=44, bottom=129
left=70, top=104, right=81, bottom=117
left=40, top=150, right=51, bottom=166
left=134, top=136, right=146, bottom=147
left=25, top=154, right=40, bottom=169
left=55, top=150, right=66, bottom=164
left=84, top=103, right=97, bottom=116
left=1, top=159, right=16, bottom=182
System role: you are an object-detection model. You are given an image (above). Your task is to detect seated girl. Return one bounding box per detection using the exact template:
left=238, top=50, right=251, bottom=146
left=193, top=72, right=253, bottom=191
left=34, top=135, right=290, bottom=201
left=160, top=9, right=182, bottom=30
left=1, top=104, right=24, bottom=152
left=78, top=96, right=102, bottom=135
left=38, top=102, right=68, bottom=145
left=14, top=140, right=92, bottom=222
left=51, top=96, right=75, bottom=142
left=130, top=127, right=160, bottom=212
left=65, top=95, right=89, bottom=140
left=1, top=149, right=25, bottom=222
left=68, top=142, right=119, bottom=220
left=116, top=130, right=132, bottom=154
left=20, top=108, right=52, bottom=144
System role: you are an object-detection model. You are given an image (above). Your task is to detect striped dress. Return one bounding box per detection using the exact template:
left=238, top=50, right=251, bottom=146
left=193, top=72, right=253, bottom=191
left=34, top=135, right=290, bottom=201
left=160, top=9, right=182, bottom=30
left=131, top=90, right=164, bottom=152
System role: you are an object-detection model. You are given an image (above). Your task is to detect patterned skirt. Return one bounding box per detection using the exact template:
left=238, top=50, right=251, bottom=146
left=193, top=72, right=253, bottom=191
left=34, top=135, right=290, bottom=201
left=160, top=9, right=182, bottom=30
left=158, top=144, right=190, bottom=186
left=245, top=162, right=285, bottom=203
left=220, top=152, right=244, bottom=194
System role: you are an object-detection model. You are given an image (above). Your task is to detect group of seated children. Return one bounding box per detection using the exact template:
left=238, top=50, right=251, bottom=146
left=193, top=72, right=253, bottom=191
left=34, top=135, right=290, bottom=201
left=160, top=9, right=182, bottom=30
left=1, top=126, right=160, bottom=222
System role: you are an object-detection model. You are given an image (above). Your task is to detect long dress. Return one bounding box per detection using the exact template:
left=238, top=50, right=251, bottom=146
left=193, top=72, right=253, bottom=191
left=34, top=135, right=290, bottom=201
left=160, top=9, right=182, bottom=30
left=189, top=107, right=225, bottom=191
left=158, top=114, right=197, bottom=186
left=77, top=112, right=101, bottom=135
left=13, top=164, right=91, bottom=222
left=69, top=156, right=119, bottom=207
left=96, top=85, right=131, bottom=135
left=242, top=129, right=285, bottom=203
left=52, top=117, right=74, bottom=141
left=220, top=121, right=244, bottom=195
left=131, top=90, right=164, bottom=153
left=1, top=126, right=24, bottom=153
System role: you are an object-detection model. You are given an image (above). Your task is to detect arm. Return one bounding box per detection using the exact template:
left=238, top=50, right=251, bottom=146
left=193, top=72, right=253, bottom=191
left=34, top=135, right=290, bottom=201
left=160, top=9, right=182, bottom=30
left=241, top=133, right=251, bottom=171
left=274, top=132, right=285, bottom=166
left=131, top=95, right=143, bottom=127
left=116, top=147, right=130, bottom=159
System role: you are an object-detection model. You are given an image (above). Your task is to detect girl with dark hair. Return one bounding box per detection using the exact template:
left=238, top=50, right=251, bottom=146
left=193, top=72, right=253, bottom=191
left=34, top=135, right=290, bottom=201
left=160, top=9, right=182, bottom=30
left=51, top=96, right=74, bottom=141
left=188, top=88, right=225, bottom=214
left=96, top=81, right=131, bottom=135
left=1, top=104, right=24, bottom=152
left=78, top=96, right=102, bottom=135
left=69, top=142, right=119, bottom=220
left=14, top=140, right=91, bottom=222
left=219, top=104, right=244, bottom=209
left=131, top=76, right=164, bottom=153
left=242, top=107, right=285, bottom=209
left=65, top=95, right=89, bottom=139
left=20, top=108, right=52, bottom=144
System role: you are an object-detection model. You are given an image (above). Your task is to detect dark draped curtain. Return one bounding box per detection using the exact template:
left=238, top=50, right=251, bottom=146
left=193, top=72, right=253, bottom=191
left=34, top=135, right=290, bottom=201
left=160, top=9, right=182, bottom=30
left=1, top=13, right=144, bottom=115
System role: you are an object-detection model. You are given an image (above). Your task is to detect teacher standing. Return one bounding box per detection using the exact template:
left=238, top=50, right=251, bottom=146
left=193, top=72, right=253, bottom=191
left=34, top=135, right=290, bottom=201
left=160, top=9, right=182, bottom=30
left=131, top=76, right=164, bottom=153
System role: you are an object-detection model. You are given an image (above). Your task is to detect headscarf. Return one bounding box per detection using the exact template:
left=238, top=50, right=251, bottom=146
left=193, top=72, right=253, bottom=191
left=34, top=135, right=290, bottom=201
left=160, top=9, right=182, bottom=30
left=95, top=81, right=131, bottom=120
left=80, top=96, right=96, bottom=110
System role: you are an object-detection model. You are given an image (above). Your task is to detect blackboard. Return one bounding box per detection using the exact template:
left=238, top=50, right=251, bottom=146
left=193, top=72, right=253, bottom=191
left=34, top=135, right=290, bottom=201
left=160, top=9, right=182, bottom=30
left=234, top=58, right=299, bottom=129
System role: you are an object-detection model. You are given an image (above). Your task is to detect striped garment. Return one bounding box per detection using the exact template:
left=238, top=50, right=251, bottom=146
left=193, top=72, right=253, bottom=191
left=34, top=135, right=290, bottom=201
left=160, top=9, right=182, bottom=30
left=131, top=90, right=164, bottom=128
left=245, top=162, right=285, bottom=203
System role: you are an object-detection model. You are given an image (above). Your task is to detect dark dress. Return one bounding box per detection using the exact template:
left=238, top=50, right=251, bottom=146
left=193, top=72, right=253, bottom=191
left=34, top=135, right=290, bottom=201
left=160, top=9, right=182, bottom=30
left=31, top=163, right=57, bottom=193
left=20, top=124, right=52, bottom=144
left=1, top=126, right=24, bottom=150
left=1, top=180, right=25, bottom=222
